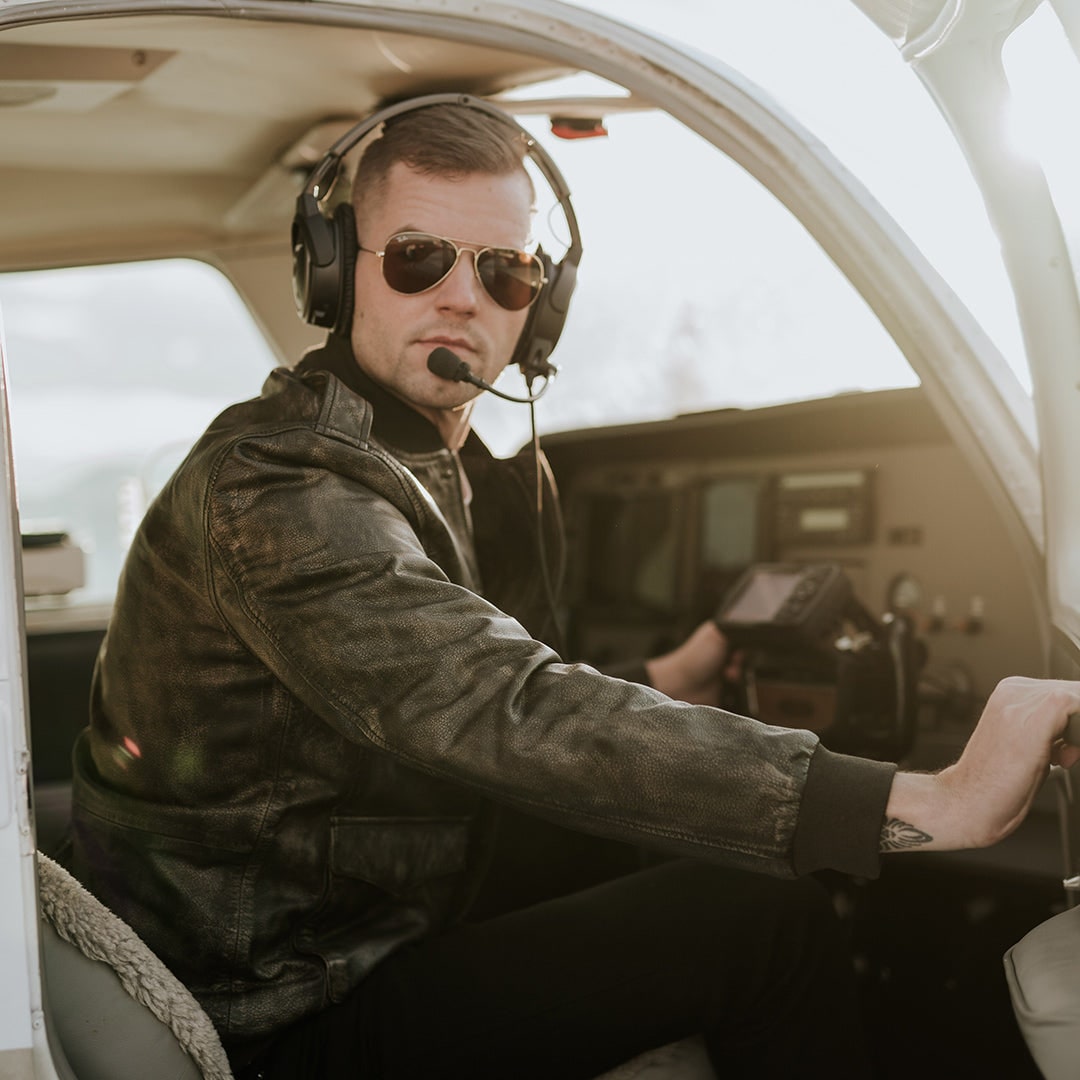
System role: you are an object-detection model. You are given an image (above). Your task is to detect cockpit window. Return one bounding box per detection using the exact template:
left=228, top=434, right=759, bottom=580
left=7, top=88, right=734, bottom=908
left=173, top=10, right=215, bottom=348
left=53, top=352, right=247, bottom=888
left=473, top=3, right=1031, bottom=457
left=0, top=259, right=277, bottom=607
left=473, top=93, right=923, bottom=456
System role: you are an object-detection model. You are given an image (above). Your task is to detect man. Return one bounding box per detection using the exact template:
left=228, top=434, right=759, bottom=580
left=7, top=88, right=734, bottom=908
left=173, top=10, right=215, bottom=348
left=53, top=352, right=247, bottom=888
left=71, top=101, right=1080, bottom=1079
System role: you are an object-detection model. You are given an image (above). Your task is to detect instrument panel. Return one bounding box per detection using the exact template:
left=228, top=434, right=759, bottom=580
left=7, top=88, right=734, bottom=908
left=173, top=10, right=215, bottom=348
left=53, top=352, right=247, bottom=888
left=543, top=387, right=1044, bottom=769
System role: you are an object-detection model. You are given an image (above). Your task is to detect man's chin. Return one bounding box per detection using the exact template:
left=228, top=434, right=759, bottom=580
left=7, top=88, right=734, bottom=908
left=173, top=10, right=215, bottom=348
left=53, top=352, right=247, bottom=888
left=402, top=381, right=480, bottom=415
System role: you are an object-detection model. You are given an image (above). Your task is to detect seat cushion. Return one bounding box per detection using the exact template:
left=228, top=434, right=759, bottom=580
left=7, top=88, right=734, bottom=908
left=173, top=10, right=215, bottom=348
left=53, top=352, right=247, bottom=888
left=37, top=852, right=233, bottom=1080
left=1004, top=903, right=1080, bottom=1079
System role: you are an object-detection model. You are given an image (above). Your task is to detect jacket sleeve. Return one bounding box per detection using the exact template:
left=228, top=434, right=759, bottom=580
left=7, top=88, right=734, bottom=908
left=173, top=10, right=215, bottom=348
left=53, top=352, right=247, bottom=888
left=206, top=430, right=895, bottom=879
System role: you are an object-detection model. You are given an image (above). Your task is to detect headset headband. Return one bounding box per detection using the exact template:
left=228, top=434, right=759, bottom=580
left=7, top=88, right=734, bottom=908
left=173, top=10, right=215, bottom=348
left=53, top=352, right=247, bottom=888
left=291, top=92, right=583, bottom=382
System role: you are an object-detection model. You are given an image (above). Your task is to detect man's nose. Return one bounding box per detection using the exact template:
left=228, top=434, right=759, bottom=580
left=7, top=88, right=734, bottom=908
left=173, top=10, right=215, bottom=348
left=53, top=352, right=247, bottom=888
left=435, top=252, right=482, bottom=312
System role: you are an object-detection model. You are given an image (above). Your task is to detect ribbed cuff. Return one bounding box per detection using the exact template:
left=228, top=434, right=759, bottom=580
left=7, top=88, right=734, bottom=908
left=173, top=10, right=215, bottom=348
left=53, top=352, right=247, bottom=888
left=792, top=745, right=897, bottom=878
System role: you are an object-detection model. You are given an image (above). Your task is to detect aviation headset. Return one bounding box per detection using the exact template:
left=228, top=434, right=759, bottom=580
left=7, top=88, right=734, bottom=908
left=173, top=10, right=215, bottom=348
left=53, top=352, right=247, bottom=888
left=291, top=92, right=583, bottom=383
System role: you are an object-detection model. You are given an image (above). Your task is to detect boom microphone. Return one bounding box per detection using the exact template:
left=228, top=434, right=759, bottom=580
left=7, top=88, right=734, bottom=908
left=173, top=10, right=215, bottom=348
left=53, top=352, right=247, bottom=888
left=426, top=347, right=553, bottom=404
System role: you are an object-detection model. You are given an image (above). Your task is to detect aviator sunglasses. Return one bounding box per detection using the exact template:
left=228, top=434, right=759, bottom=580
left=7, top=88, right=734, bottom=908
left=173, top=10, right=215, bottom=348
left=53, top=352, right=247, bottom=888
left=358, top=232, right=547, bottom=312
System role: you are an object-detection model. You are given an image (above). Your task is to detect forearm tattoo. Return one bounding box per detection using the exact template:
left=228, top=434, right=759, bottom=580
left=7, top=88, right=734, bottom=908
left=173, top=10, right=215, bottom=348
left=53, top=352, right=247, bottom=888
left=879, top=817, right=933, bottom=852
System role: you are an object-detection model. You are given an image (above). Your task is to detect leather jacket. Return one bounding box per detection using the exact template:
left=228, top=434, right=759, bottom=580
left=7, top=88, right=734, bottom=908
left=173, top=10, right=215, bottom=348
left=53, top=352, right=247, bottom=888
left=71, top=335, right=895, bottom=1040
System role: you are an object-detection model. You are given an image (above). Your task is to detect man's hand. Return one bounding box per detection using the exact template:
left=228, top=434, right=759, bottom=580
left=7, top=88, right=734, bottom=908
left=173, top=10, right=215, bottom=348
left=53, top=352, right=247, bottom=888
left=645, top=620, right=730, bottom=706
left=882, top=676, right=1080, bottom=854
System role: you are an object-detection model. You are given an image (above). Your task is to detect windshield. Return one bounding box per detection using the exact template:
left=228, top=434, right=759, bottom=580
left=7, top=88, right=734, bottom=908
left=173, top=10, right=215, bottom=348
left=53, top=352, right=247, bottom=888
left=474, top=93, right=922, bottom=456
left=546, top=0, right=1029, bottom=389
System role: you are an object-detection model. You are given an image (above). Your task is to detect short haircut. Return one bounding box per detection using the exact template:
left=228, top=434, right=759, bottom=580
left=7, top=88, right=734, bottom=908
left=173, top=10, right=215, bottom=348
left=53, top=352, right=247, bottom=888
left=351, top=103, right=533, bottom=225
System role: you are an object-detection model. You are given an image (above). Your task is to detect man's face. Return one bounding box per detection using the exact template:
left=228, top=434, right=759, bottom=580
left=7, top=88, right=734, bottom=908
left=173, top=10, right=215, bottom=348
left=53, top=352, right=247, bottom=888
left=350, top=162, right=534, bottom=427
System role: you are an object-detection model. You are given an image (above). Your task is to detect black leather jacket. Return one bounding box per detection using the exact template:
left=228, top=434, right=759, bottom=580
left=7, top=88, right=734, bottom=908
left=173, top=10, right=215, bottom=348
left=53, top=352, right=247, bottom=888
left=71, top=336, right=895, bottom=1040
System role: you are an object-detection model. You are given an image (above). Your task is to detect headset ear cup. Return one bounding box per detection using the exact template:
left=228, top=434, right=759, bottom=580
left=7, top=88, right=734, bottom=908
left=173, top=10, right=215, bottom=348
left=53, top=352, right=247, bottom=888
left=513, top=251, right=575, bottom=382
left=290, top=203, right=317, bottom=324
left=332, top=203, right=358, bottom=336
left=292, top=192, right=343, bottom=329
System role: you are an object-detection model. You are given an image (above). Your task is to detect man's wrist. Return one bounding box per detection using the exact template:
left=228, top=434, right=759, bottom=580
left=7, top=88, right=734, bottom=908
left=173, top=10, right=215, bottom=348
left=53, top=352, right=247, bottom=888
left=881, top=771, right=954, bottom=853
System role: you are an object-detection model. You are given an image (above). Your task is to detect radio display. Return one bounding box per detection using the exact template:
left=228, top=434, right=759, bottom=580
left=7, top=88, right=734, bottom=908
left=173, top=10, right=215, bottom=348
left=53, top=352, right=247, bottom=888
left=775, top=468, right=873, bottom=545
left=799, top=507, right=851, bottom=533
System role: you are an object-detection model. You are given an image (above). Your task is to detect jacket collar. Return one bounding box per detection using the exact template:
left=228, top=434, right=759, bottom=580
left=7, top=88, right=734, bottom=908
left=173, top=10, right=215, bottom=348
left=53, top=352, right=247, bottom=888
left=296, top=334, right=447, bottom=454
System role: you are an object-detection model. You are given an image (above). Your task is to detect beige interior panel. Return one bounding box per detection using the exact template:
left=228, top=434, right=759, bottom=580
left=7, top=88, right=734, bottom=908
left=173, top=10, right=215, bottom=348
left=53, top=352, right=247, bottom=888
left=0, top=14, right=570, bottom=269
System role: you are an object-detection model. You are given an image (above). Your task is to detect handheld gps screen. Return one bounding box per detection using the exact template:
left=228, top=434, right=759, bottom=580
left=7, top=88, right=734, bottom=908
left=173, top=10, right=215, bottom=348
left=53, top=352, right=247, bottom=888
left=715, top=563, right=852, bottom=649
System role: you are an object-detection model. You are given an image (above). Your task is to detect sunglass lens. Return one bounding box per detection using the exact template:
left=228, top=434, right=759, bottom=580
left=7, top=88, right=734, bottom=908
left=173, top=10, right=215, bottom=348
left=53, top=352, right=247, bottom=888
left=477, top=249, right=543, bottom=311
left=382, top=235, right=457, bottom=294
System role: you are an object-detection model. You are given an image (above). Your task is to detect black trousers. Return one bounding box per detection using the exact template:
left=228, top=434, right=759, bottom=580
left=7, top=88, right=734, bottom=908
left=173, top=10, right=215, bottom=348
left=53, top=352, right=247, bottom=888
left=236, top=859, right=869, bottom=1079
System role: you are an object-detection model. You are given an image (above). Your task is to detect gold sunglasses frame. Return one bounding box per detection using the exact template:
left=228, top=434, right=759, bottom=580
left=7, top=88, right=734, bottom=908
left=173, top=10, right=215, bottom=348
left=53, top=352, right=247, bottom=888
left=358, top=231, right=548, bottom=311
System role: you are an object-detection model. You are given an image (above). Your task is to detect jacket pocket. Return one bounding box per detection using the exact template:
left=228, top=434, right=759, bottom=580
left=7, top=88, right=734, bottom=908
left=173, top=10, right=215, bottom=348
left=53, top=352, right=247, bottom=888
left=295, top=816, right=471, bottom=1001
left=329, top=815, right=468, bottom=898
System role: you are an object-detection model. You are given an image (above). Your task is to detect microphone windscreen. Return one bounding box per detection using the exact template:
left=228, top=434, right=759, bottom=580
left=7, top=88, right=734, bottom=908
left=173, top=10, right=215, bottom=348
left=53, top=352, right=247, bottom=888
left=427, top=347, right=470, bottom=382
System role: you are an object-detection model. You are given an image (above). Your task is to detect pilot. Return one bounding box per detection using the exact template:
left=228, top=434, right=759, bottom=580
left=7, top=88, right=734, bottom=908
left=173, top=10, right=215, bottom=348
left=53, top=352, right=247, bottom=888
left=69, top=100, right=1080, bottom=1080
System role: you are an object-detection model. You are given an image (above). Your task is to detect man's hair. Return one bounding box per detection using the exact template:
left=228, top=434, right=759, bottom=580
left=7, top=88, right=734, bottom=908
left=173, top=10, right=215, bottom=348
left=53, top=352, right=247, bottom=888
left=351, top=103, right=533, bottom=225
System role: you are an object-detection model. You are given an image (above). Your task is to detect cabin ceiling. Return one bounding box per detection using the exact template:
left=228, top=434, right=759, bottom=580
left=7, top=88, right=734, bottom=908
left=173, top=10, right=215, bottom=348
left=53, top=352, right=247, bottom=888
left=0, top=14, right=574, bottom=270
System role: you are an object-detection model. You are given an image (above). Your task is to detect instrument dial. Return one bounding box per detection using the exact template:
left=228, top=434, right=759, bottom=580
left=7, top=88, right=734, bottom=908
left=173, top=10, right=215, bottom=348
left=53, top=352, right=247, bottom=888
left=887, top=572, right=923, bottom=613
